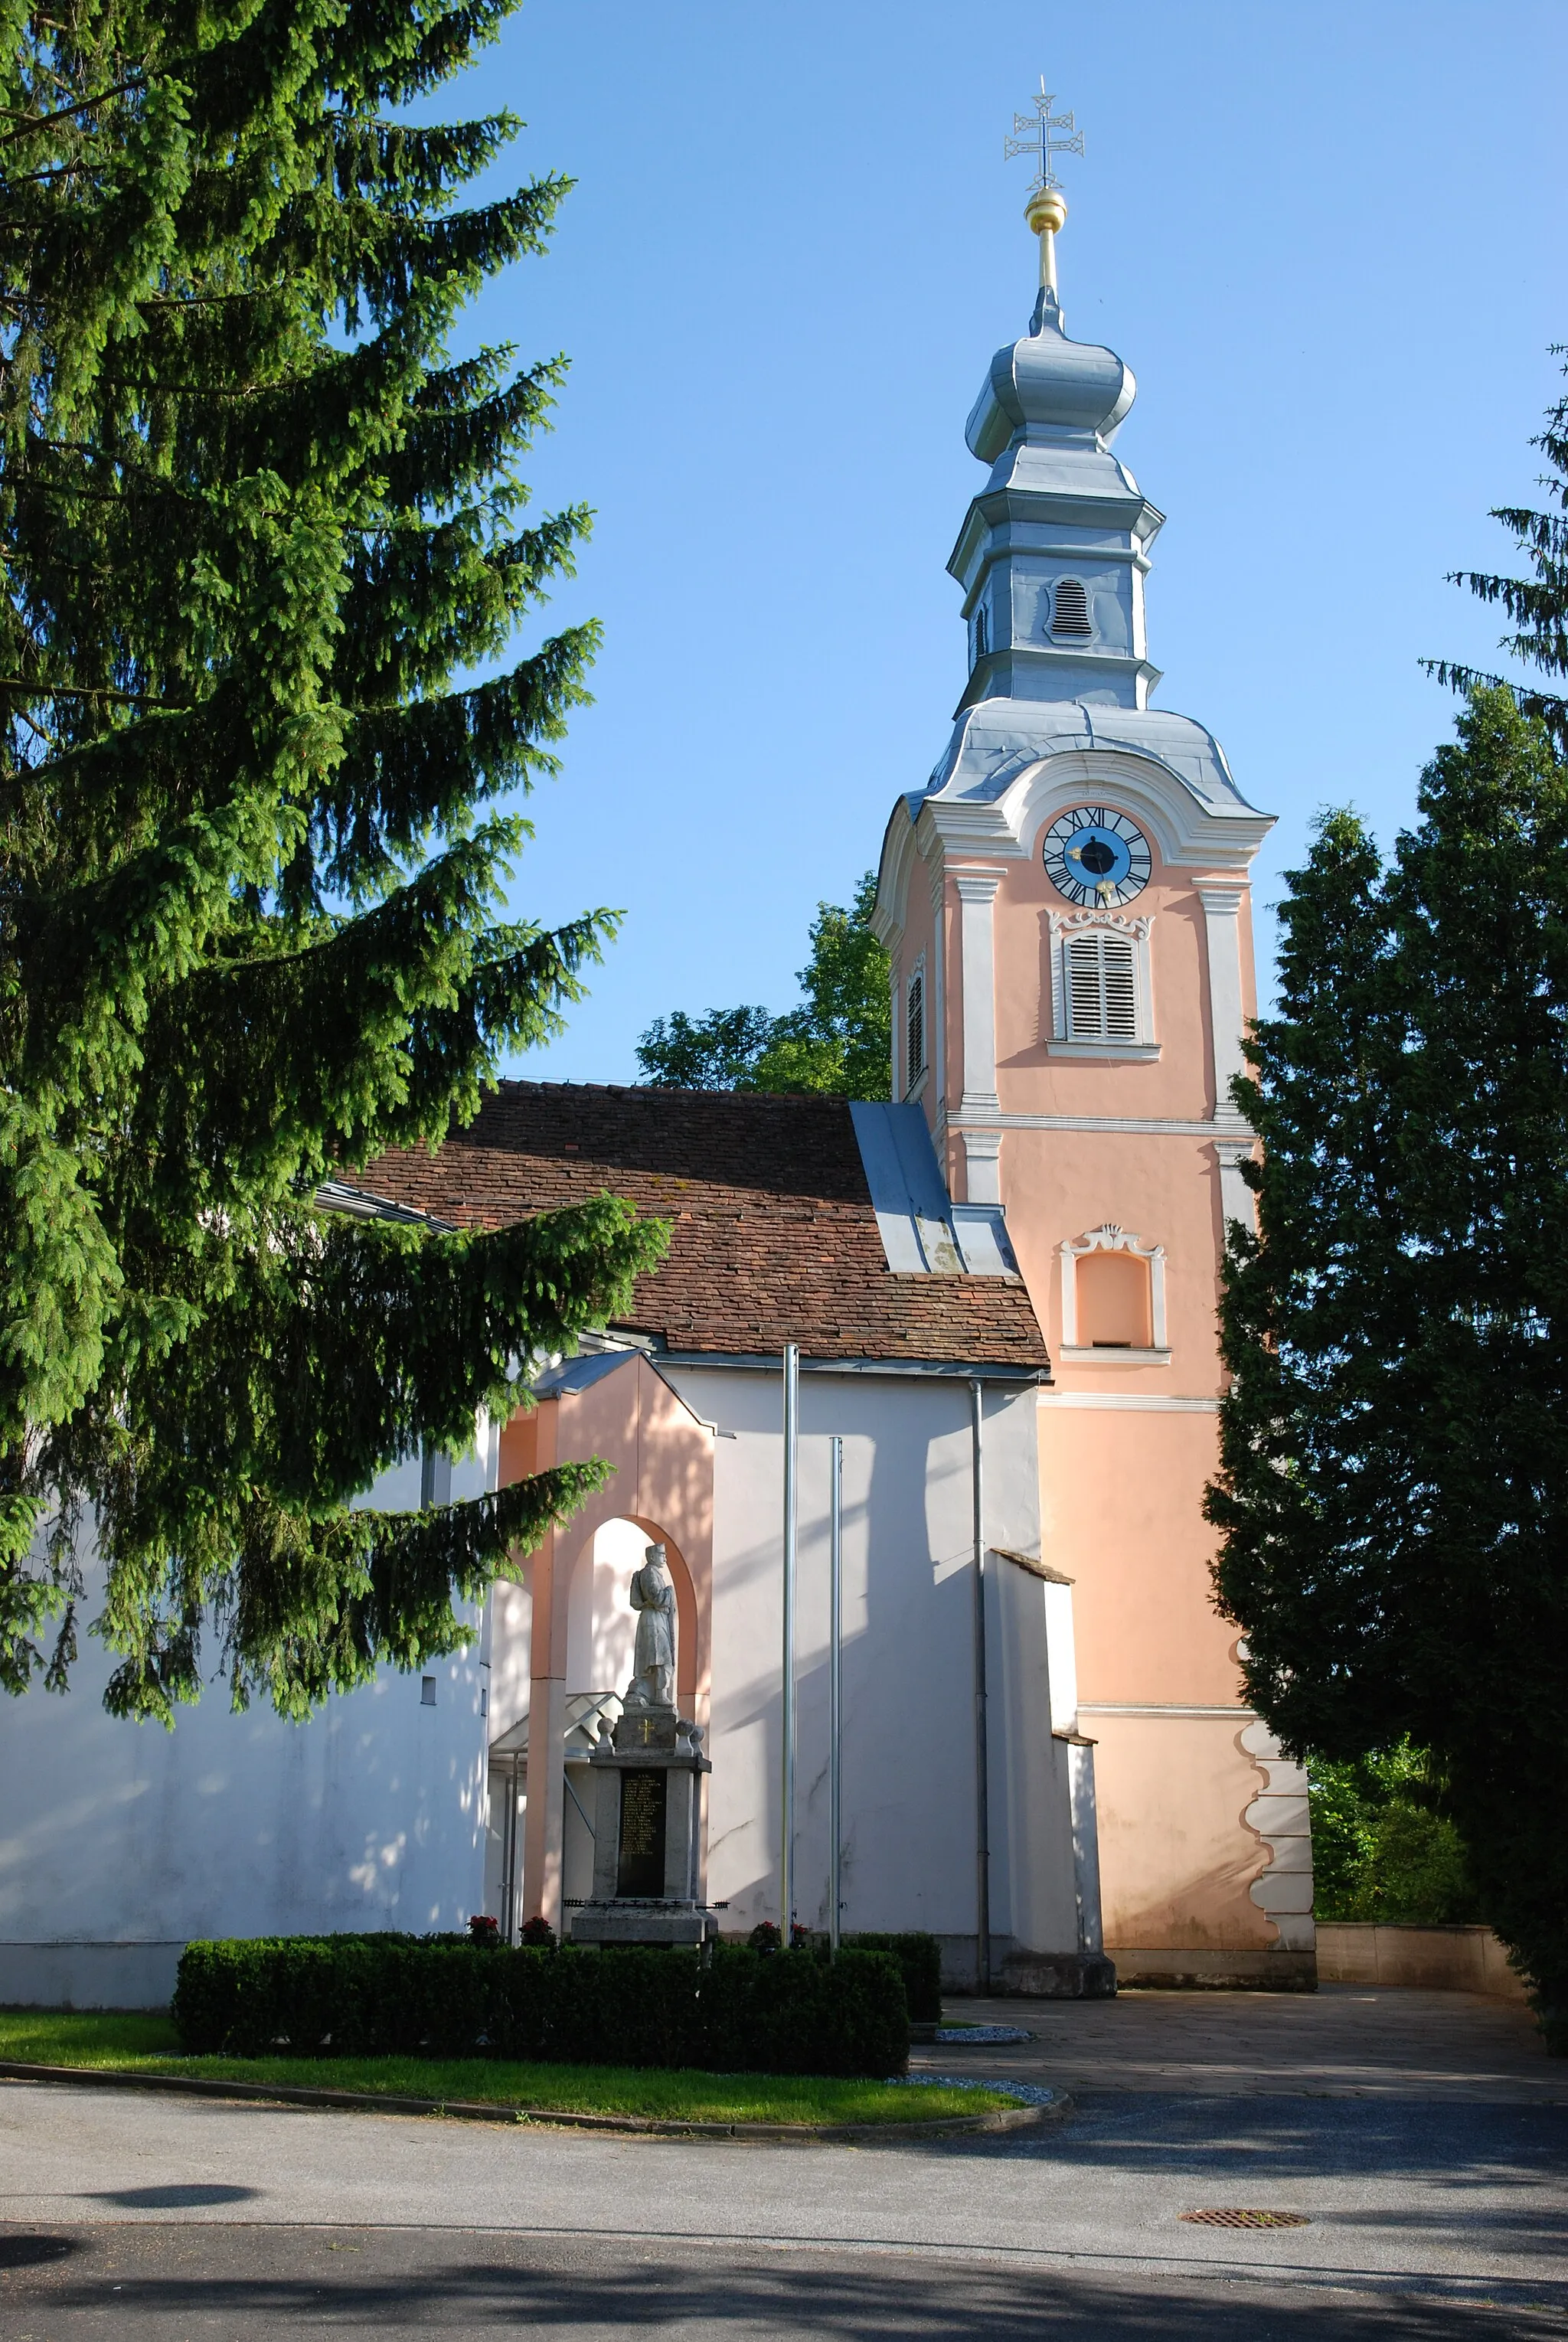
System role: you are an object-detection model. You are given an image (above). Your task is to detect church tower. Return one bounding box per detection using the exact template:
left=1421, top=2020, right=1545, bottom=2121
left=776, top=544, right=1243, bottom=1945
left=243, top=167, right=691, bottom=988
left=874, top=109, right=1313, bottom=1985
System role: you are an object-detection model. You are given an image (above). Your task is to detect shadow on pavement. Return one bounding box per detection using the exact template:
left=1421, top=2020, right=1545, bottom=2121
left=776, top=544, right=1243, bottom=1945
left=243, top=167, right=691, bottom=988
left=0, top=2230, right=80, bottom=2268
left=4, top=2227, right=1566, bottom=2339
left=83, top=2183, right=260, bottom=2210
left=999, top=2092, right=1568, bottom=2184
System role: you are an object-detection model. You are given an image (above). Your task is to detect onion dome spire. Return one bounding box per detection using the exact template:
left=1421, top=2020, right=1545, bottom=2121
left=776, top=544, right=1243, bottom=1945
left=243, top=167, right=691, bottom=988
left=949, top=82, right=1160, bottom=714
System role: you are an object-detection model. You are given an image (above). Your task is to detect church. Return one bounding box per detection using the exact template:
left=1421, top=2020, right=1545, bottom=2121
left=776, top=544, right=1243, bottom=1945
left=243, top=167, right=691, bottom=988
left=0, top=176, right=1314, bottom=2007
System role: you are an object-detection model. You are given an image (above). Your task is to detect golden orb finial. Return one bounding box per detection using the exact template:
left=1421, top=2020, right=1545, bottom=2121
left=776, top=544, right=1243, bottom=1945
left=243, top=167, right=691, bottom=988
left=1026, top=183, right=1068, bottom=296
left=1025, top=185, right=1068, bottom=240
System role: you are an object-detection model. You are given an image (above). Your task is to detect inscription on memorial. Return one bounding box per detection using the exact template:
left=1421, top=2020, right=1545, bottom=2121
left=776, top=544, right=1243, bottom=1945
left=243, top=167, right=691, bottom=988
left=616, top=1767, right=668, bottom=1898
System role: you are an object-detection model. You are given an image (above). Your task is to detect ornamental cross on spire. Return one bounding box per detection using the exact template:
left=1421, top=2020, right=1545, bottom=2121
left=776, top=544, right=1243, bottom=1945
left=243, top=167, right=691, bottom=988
left=1004, top=75, right=1085, bottom=192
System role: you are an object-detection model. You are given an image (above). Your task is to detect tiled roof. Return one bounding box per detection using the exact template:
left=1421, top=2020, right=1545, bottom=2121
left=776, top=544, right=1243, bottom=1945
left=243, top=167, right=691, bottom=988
left=361, top=1082, right=1050, bottom=1372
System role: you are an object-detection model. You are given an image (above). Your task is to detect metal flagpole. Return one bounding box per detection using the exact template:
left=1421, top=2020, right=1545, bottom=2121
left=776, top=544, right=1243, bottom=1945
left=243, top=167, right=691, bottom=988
left=781, top=1343, right=799, bottom=1939
left=828, top=1433, right=844, bottom=1955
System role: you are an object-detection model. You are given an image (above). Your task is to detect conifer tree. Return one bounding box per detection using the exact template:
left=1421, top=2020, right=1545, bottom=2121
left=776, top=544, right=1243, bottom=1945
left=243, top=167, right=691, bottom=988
left=1427, top=356, right=1568, bottom=746
left=1210, top=368, right=1568, bottom=2037
left=1209, top=692, right=1568, bottom=2039
left=0, top=0, right=666, bottom=1721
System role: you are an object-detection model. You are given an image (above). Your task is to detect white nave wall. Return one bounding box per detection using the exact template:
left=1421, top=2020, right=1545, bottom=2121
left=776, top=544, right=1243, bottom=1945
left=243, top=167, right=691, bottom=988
left=0, top=1445, right=495, bottom=2009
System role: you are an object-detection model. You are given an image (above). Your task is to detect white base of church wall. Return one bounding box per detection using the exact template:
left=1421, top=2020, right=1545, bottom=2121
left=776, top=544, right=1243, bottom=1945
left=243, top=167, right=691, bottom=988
left=933, top=1935, right=1117, bottom=1997
left=1106, top=1944, right=1318, bottom=1989
left=0, top=1941, right=185, bottom=2010
left=0, top=1448, right=495, bottom=1959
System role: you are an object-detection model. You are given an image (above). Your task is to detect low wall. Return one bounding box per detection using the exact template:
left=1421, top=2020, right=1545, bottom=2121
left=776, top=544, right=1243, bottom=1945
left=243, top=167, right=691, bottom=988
left=0, top=1941, right=183, bottom=2010
left=1315, top=1922, right=1527, bottom=2002
left=1107, top=1945, right=1317, bottom=1992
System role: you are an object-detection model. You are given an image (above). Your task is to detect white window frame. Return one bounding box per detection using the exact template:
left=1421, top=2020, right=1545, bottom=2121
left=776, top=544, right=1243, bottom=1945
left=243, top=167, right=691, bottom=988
left=903, top=952, right=928, bottom=1100
left=1047, top=909, right=1158, bottom=1059
left=1057, top=1223, right=1170, bottom=1367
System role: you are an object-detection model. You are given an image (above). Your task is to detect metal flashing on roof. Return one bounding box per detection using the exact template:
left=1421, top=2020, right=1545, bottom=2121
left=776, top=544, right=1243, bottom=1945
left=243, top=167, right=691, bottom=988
left=313, top=1179, right=456, bottom=1233
left=655, top=1349, right=1047, bottom=1386
left=951, top=1203, right=1019, bottom=1276
left=849, top=1102, right=1019, bottom=1277
left=531, top=1349, right=639, bottom=1400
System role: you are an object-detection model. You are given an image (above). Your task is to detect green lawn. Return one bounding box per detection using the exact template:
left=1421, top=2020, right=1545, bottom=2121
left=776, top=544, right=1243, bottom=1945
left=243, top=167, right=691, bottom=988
left=0, top=2009, right=1014, bottom=2128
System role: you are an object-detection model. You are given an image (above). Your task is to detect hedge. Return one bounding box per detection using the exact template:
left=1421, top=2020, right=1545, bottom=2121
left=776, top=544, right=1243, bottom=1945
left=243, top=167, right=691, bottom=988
left=172, top=1937, right=908, bottom=2079
left=840, top=1932, right=942, bottom=2023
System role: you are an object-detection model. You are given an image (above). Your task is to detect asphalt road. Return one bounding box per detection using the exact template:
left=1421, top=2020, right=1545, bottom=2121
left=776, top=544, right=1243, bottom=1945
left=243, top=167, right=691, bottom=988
left=2, top=1989, right=1565, bottom=2338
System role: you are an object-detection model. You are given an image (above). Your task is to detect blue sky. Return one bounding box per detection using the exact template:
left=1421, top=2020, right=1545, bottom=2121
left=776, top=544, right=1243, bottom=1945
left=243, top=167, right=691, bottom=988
left=446, top=1, right=1566, bottom=1080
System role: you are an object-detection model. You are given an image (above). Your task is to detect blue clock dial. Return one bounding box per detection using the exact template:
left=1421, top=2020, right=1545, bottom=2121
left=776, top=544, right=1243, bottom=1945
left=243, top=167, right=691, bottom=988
left=1042, top=806, right=1152, bottom=908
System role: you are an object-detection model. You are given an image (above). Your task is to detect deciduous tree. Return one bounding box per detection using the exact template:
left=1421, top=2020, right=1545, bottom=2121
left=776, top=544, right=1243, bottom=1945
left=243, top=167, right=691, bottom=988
left=637, top=874, right=890, bottom=1099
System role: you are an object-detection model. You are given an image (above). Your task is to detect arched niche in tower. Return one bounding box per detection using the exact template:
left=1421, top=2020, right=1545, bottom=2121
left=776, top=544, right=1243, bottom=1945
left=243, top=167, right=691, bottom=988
left=1076, top=1248, right=1152, bottom=1349
left=1057, top=1224, right=1170, bottom=1364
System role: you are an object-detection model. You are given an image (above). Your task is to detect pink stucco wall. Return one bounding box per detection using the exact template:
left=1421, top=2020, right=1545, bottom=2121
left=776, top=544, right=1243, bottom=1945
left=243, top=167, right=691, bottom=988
left=892, top=794, right=1289, bottom=1966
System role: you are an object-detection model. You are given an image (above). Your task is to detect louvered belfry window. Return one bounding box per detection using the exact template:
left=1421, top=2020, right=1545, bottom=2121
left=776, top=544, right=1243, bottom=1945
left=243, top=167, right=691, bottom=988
left=1050, top=577, right=1092, bottom=637
left=1065, top=930, right=1138, bottom=1041
left=906, top=966, right=926, bottom=1092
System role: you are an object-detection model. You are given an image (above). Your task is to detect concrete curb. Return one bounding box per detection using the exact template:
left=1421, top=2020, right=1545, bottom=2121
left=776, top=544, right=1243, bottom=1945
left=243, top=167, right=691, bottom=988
left=0, top=2059, right=1068, bottom=2144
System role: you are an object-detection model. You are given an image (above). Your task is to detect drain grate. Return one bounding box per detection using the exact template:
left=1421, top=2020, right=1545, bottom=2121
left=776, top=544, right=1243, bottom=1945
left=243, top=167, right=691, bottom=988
left=1181, top=2209, right=1311, bottom=2229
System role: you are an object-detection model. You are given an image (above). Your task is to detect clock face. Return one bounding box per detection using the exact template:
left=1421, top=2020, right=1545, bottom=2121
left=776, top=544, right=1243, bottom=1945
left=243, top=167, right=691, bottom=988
left=1042, top=806, right=1152, bottom=908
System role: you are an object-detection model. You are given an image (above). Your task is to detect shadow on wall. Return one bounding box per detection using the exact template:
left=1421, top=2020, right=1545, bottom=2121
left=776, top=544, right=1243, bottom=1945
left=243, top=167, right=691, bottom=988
left=1102, top=1849, right=1279, bottom=1955
left=709, top=1387, right=983, bottom=1939
left=564, top=1517, right=648, bottom=1697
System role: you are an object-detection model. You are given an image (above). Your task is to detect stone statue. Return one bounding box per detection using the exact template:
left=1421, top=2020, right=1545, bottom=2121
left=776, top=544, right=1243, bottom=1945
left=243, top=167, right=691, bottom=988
left=624, top=1543, right=678, bottom=1710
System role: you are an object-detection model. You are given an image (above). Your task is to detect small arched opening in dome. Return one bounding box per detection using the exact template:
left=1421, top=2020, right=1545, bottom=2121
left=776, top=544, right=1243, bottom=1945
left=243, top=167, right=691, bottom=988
left=1050, top=578, right=1092, bottom=639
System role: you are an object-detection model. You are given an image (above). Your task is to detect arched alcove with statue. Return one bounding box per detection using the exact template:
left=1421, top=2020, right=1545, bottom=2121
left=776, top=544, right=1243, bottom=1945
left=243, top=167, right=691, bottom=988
left=554, top=1514, right=701, bottom=1906
left=488, top=1347, right=715, bottom=1933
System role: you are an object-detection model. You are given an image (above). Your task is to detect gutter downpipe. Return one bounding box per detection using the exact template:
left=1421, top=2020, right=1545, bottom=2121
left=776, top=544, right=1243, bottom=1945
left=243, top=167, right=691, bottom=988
left=970, top=1377, right=991, bottom=1996
left=828, top=1432, right=844, bottom=1956
left=503, top=1749, right=521, bottom=1945
left=782, top=1343, right=800, bottom=1939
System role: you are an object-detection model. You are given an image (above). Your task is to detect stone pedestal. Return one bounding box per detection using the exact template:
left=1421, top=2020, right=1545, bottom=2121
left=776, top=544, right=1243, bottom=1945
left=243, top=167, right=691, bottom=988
left=567, top=1704, right=718, bottom=1950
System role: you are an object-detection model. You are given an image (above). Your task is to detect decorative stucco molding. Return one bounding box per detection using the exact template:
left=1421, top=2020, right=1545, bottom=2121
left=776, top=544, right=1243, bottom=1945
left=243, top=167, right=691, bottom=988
left=1045, top=906, right=1155, bottom=1052
left=1037, top=1392, right=1220, bottom=1411
left=952, top=870, right=1003, bottom=1115
left=1214, top=1137, right=1259, bottom=1245
left=1194, top=880, right=1250, bottom=1125
left=947, top=1112, right=1258, bottom=1137
left=871, top=733, right=1274, bottom=950
left=928, top=861, right=947, bottom=1111
left=963, top=1128, right=1002, bottom=1206
left=1240, top=1717, right=1315, bottom=1954
left=1058, top=1223, right=1168, bottom=1354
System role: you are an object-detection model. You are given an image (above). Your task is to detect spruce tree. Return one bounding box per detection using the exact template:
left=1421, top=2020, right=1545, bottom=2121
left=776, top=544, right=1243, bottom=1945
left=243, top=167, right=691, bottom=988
left=0, top=0, right=666, bottom=1722
left=1427, top=355, right=1568, bottom=746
